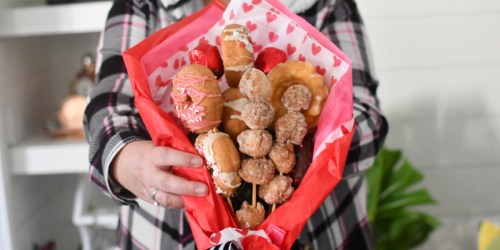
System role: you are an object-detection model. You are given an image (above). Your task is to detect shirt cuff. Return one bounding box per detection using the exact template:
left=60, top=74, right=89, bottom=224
left=103, top=133, right=147, bottom=205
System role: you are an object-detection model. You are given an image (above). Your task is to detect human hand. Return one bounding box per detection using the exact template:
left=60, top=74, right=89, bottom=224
left=111, top=140, right=207, bottom=208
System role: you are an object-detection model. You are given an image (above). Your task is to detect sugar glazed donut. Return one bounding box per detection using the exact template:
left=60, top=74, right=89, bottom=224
left=195, top=129, right=241, bottom=196
left=267, top=61, right=329, bottom=132
left=237, top=129, right=273, bottom=158
left=171, top=64, right=223, bottom=134
left=221, top=24, right=254, bottom=87
left=236, top=201, right=265, bottom=229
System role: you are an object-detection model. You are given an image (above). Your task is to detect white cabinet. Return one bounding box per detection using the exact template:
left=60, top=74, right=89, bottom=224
left=0, top=1, right=116, bottom=249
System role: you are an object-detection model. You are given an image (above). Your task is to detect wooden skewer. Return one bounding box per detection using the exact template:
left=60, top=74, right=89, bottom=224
left=252, top=183, right=257, bottom=208
left=227, top=196, right=234, bottom=213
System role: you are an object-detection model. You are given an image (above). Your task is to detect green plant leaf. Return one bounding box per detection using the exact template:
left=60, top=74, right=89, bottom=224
left=378, top=189, right=437, bottom=213
left=366, top=147, right=440, bottom=249
left=380, top=159, right=424, bottom=200
left=366, top=148, right=402, bottom=221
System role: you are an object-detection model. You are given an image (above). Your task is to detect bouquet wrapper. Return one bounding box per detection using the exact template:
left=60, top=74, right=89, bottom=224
left=123, top=0, right=355, bottom=249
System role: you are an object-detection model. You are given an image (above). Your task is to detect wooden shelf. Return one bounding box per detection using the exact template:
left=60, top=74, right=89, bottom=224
left=9, top=132, right=88, bottom=175
left=0, top=1, right=112, bottom=38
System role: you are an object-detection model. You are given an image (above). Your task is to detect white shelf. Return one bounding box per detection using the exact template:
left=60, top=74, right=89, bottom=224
left=9, top=132, right=89, bottom=175
left=0, top=1, right=112, bottom=38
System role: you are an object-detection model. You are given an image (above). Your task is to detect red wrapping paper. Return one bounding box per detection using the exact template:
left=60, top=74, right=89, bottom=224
left=122, top=0, right=355, bottom=249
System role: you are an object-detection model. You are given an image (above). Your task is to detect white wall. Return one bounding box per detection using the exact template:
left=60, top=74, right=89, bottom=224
left=357, top=0, right=500, bottom=249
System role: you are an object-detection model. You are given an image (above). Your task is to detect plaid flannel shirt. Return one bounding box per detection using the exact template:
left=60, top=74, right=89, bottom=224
left=83, top=0, right=388, bottom=249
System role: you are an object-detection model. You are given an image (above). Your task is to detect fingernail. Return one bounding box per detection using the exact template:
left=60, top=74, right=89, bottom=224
left=191, top=157, right=203, bottom=167
left=195, top=185, right=207, bottom=195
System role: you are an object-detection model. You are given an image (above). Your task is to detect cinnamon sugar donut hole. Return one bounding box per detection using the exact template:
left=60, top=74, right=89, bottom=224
left=239, top=68, right=270, bottom=102
left=237, top=129, right=273, bottom=158
left=269, top=143, right=296, bottom=174
left=281, top=84, right=312, bottom=112
left=274, top=111, right=308, bottom=145
left=258, top=175, right=294, bottom=205
left=238, top=158, right=276, bottom=185
left=236, top=201, right=265, bottom=230
left=240, top=102, right=274, bottom=130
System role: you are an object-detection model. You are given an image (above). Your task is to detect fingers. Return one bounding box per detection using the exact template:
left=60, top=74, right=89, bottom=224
left=151, top=146, right=203, bottom=168
left=150, top=189, right=184, bottom=209
left=152, top=169, right=208, bottom=197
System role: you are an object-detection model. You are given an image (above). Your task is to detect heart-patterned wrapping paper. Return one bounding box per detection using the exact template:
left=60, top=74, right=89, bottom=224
left=123, top=0, right=355, bottom=248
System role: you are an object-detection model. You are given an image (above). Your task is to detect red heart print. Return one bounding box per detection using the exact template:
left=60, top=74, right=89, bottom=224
left=155, top=76, right=171, bottom=87
left=266, top=11, right=277, bottom=23
left=236, top=229, right=249, bottom=236
left=286, top=43, right=296, bottom=56
left=210, top=232, right=222, bottom=244
left=270, top=7, right=280, bottom=14
left=246, top=21, right=257, bottom=32
left=252, top=0, right=262, bottom=4
left=298, top=54, right=306, bottom=61
left=181, top=58, right=186, bottom=66
left=252, top=43, right=263, bottom=53
left=287, top=23, right=295, bottom=34
left=268, top=32, right=278, bottom=43
left=199, top=36, right=208, bottom=45
left=333, top=55, right=341, bottom=67
left=180, top=45, right=188, bottom=52
left=311, top=43, right=321, bottom=55
left=315, top=65, right=326, bottom=75
left=218, top=18, right=225, bottom=26
left=216, top=36, right=221, bottom=46
left=330, top=75, right=338, bottom=85
left=242, top=2, right=254, bottom=12
left=160, top=61, right=168, bottom=68
left=230, top=10, right=235, bottom=20
left=173, top=59, right=180, bottom=70
left=155, top=75, right=164, bottom=86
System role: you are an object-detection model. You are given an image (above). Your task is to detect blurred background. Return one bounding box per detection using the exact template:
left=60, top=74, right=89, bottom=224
left=0, top=0, right=498, bottom=249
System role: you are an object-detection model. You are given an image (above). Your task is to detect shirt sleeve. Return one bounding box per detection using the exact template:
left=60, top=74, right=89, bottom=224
left=83, top=0, right=161, bottom=204
left=302, top=0, right=389, bottom=178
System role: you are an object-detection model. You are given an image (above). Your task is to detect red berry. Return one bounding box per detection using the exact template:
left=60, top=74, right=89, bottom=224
left=255, top=47, right=287, bottom=74
left=188, top=43, right=224, bottom=78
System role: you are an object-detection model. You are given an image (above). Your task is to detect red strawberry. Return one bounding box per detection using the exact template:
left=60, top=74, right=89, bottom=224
left=255, top=47, right=287, bottom=74
left=188, top=43, right=224, bottom=78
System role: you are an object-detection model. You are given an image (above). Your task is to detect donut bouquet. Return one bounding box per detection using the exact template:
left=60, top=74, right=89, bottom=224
left=123, top=0, right=355, bottom=249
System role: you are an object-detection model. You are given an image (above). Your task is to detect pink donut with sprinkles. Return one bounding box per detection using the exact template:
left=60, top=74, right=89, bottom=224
left=171, top=64, right=223, bottom=134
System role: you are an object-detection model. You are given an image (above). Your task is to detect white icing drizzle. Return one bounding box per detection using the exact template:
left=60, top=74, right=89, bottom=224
left=202, top=132, right=228, bottom=170
left=223, top=26, right=254, bottom=54
left=224, top=97, right=249, bottom=112
left=224, top=62, right=254, bottom=72
left=217, top=172, right=241, bottom=189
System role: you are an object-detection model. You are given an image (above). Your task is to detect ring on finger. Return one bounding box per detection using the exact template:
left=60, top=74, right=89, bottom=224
left=152, top=187, right=160, bottom=206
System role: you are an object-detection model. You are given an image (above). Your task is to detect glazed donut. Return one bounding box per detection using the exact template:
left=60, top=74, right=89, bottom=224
left=172, top=64, right=223, bottom=134
left=240, top=102, right=274, bottom=130
left=274, top=111, right=307, bottom=145
left=267, top=61, right=329, bottom=132
left=238, top=158, right=276, bottom=185
left=239, top=68, right=270, bottom=102
left=258, top=175, right=294, bottom=205
left=237, top=129, right=273, bottom=158
left=222, top=88, right=249, bottom=141
left=281, top=84, right=312, bottom=112
left=236, top=201, right=265, bottom=230
left=268, top=143, right=295, bottom=174
left=195, top=129, right=241, bottom=196
left=221, top=24, right=254, bottom=87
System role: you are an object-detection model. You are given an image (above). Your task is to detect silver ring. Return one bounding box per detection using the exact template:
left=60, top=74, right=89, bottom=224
left=152, top=187, right=159, bottom=206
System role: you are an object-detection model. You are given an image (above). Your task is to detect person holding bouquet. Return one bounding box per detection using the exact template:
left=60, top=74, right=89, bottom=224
left=83, top=0, right=388, bottom=249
